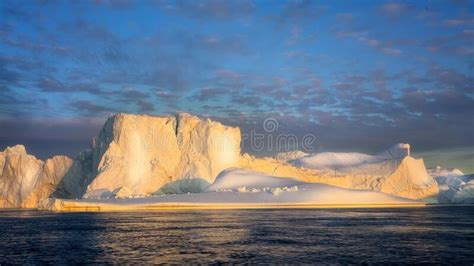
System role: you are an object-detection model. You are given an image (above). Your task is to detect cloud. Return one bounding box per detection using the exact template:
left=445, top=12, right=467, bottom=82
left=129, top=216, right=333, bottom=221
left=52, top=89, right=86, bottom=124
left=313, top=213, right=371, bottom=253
left=135, top=99, right=154, bottom=112
left=401, top=89, right=474, bottom=116
left=333, top=74, right=367, bottom=90
left=427, top=66, right=474, bottom=92
left=93, top=0, right=135, bottom=9
left=442, top=17, right=474, bottom=26
left=155, top=89, right=179, bottom=99
left=416, top=9, right=439, bottom=20
left=191, top=34, right=250, bottom=55
left=0, top=59, right=20, bottom=86
left=70, top=100, right=120, bottom=116
left=0, top=116, right=105, bottom=159
left=1, top=1, right=35, bottom=24
left=333, top=29, right=403, bottom=56
left=336, top=13, right=354, bottom=21
left=36, top=77, right=112, bottom=96
left=145, top=66, right=189, bottom=91
left=158, top=0, right=255, bottom=20
left=327, top=66, right=466, bottom=130
left=1, top=0, right=473, bottom=158
left=112, top=87, right=156, bottom=113
left=425, top=30, right=474, bottom=56
left=120, top=88, right=149, bottom=99
left=36, top=77, right=66, bottom=92
left=192, top=87, right=227, bottom=101
left=381, top=47, right=402, bottom=55
left=278, top=0, right=326, bottom=23
left=379, top=2, right=412, bottom=19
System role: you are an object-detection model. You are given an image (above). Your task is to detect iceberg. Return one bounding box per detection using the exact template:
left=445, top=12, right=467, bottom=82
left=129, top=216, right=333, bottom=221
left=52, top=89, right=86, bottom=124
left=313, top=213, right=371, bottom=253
left=428, top=166, right=474, bottom=204
left=0, top=145, right=87, bottom=208
left=0, top=113, right=445, bottom=209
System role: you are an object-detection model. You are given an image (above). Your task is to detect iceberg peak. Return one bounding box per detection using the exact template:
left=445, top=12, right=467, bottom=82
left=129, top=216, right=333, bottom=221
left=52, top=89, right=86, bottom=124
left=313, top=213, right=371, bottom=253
left=3, top=145, right=27, bottom=155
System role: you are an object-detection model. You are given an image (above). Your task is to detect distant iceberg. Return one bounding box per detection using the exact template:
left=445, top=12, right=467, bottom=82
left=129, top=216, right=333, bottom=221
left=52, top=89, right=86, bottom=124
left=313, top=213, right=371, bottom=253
left=428, top=166, right=474, bottom=204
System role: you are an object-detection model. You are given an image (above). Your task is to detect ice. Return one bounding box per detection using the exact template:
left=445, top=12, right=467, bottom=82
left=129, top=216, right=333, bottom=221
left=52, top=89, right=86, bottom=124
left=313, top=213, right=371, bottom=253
left=82, top=189, right=115, bottom=199
left=428, top=166, right=474, bottom=204
left=290, top=143, right=410, bottom=170
left=205, top=168, right=307, bottom=192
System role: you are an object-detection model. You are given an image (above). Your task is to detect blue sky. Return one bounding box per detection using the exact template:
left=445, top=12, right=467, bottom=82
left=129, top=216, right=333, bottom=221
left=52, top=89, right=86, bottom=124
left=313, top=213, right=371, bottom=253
left=0, top=0, right=473, bottom=167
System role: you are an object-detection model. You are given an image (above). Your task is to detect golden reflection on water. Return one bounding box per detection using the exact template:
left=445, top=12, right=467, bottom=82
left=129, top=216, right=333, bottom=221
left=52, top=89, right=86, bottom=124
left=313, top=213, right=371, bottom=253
left=95, top=210, right=250, bottom=263
left=0, top=207, right=473, bottom=264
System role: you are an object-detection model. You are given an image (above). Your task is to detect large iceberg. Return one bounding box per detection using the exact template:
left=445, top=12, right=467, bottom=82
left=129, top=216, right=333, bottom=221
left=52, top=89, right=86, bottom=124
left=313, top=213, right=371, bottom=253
left=0, top=112, right=444, bottom=209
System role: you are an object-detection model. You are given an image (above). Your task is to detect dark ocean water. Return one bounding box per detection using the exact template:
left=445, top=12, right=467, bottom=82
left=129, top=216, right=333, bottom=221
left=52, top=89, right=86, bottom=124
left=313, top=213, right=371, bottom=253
left=0, top=206, right=473, bottom=264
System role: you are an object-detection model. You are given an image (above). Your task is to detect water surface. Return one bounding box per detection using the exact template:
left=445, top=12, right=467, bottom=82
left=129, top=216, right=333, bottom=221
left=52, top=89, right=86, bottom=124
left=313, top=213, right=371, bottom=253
left=0, top=206, right=473, bottom=264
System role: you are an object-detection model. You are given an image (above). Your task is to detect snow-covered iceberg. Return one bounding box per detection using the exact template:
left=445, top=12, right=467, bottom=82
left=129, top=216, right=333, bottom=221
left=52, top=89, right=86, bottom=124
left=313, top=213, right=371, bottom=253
left=39, top=168, right=423, bottom=211
left=0, top=113, right=450, bottom=209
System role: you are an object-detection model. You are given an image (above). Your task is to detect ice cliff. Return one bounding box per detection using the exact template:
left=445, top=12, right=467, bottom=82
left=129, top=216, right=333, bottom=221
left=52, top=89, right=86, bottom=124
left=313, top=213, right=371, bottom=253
left=85, top=113, right=241, bottom=197
left=0, top=112, right=445, bottom=208
left=0, top=145, right=87, bottom=208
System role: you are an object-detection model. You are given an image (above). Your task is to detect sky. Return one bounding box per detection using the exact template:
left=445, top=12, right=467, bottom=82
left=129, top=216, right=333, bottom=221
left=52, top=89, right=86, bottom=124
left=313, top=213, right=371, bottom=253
left=0, top=0, right=473, bottom=171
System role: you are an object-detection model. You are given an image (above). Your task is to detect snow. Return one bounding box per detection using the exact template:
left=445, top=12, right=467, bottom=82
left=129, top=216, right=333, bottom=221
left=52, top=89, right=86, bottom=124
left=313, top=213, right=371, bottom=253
left=274, top=150, right=309, bottom=162
left=41, top=168, right=423, bottom=211
left=290, top=143, right=410, bottom=170
left=428, top=166, right=464, bottom=179
left=292, top=152, right=374, bottom=169
left=204, top=168, right=417, bottom=204
left=286, top=144, right=422, bottom=189
left=205, top=168, right=307, bottom=192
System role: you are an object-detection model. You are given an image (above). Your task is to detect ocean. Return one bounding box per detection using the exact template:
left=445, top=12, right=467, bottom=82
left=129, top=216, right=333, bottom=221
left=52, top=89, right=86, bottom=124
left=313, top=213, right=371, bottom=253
left=0, top=206, right=473, bottom=264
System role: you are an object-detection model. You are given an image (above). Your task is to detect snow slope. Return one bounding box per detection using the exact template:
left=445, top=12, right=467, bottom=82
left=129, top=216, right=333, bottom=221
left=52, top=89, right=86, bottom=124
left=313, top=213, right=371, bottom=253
left=290, top=143, right=410, bottom=170
left=40, top=168, right=422, bottom=211
left=205, top=168, right=307, bottom=191
left=287, top=144, right=418, bottom=182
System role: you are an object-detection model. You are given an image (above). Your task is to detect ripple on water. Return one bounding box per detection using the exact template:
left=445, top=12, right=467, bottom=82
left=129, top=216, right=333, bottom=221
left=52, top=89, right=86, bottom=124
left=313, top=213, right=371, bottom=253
left=0, top=207, right=473, bottom=264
